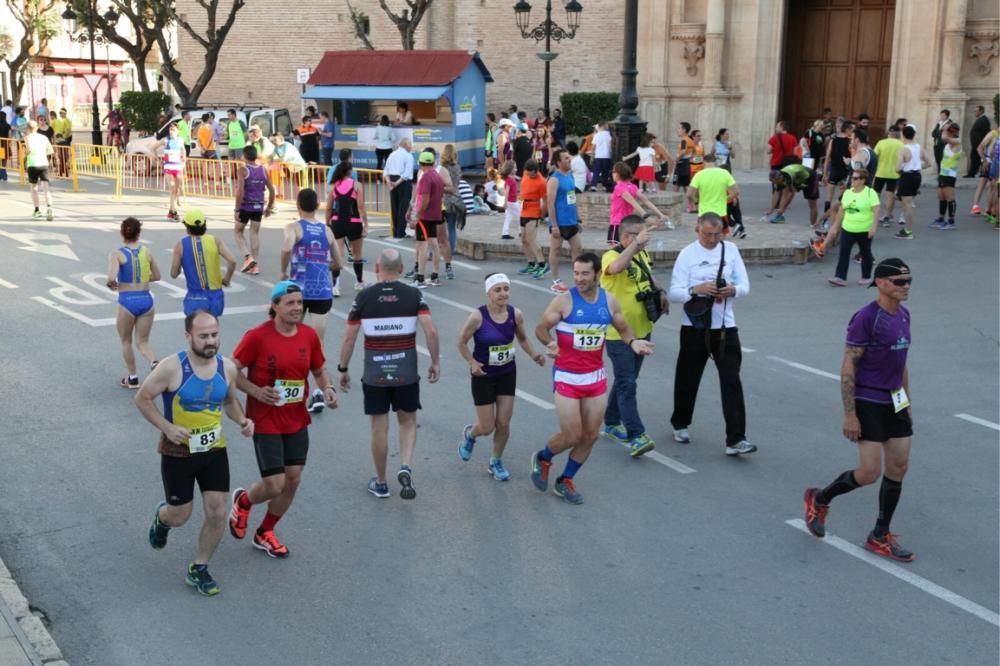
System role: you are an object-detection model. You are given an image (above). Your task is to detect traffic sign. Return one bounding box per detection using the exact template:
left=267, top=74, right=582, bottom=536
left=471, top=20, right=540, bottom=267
left=296, top=68, right=310, bottom=84
left=82, top=73, right=104, bottom=91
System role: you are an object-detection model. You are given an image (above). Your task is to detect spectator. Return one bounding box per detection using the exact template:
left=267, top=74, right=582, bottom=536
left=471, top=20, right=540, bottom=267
left=591, top=121, right=613, bottom=192
left=319, top=111, right=336, bottom=166
left=967, top=105, right=991, bottom=179
left=373, top=115, right=393, bottom=170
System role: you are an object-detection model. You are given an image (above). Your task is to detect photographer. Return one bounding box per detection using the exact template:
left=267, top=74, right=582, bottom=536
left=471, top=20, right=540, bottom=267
left=667, top=213, right=755, bottom=456
left=599, top=215, right=668, bottom=458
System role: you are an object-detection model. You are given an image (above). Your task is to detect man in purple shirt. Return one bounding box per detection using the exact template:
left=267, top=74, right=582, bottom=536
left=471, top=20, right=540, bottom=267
left=803, top=258, right=916, bottom=562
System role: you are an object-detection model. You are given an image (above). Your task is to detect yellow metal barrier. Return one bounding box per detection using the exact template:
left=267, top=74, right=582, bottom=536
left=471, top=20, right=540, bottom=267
left=0, top=137, right=79, bottom=191
left=0, top=137, right=22, bottom=183
left=73, top=143, right=121, bottom=181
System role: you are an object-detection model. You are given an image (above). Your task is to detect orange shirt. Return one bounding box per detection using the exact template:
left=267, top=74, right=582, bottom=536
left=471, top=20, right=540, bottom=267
left=581, top=133, right=595, bottom=155
left=519, top=173, right=548, bottom=218
left=197, top=124, right=215, bottom=151
left=297, top=124, right=318, bottom=137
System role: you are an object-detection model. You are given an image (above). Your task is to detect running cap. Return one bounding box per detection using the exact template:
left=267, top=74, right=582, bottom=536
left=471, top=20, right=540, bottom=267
left=484, top=273, right=510, bottom=293
left=869, top=258, right=910, bottom=287
left=271, top=280, right=303, bottom=301
left=498, top=118, right=514, bottom=128
left=518, top=123, right=529, bottom=132
left=418, top=151, right=435, bottom=165
left=182, top=209, right=206, bottom=227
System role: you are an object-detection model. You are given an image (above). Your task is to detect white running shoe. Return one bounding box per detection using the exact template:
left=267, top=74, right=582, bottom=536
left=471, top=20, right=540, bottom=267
left=673, top=428, right=691, bottom=444
left=725, top=440, right=758, bottom=456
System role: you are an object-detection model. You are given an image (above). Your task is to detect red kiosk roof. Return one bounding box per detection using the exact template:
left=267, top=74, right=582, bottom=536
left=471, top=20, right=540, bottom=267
left=307, top=50, right=492, bottom=86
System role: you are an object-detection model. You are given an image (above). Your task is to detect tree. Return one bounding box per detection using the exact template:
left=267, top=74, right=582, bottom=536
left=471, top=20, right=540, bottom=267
left=5, top=0, right=59, bottom=106
left=346, top=0, right=374, bottom=50
left=377, top=0, right=432, bottom=50
left=146, top=0, right=246, bottom=107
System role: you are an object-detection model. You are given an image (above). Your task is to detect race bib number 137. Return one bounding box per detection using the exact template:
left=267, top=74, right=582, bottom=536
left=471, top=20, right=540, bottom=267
left=573, top=328, right=604, bottom=351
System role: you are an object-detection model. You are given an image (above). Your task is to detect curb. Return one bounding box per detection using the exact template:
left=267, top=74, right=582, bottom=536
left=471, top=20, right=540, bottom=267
left=0, top=558, right=67, bottom=665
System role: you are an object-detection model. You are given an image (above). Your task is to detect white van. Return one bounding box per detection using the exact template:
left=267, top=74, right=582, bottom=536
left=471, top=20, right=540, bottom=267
left=126, top=106, right=294, bottom=159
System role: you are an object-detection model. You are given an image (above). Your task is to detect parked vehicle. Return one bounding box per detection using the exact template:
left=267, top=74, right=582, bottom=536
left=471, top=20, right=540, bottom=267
left=125, top=105, right=294, bottom=159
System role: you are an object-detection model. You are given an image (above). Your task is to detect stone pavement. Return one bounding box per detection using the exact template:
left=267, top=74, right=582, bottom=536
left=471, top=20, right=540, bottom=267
left=0, top=558, right=66, bottom=665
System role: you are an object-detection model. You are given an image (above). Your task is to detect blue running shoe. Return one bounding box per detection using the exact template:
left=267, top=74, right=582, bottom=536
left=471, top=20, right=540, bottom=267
left=553, top=477, right=584, bottom=504
left=518, top=264, right=536, bottom=275
left=530, top=451, right=551, bottom=492
left=769, top=214, right=786, bottom=224
left=149, top=500, right=170, bottom=549
left=488, top=458, right=510, bottom=481
left=459, top=424, right=475, bottom=461
left=629, top=433, right=656, bottom=458
left=186, top=563, right=220, bottom=596
left=367, top=477, right=390, bottom=498
left=929, top=217, right=946, bottom=229
left=532, top=264, right=550, bottom=279
left=601, top=423, right=629, bottom=443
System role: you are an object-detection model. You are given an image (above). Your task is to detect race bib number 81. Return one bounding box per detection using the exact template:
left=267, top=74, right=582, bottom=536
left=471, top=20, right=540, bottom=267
left=573, top=328, right=604, bottom=351
left=489, top=343, right=515, bottom=366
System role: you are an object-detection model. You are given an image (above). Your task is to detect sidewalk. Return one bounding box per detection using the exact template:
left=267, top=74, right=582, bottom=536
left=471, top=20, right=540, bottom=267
left=0, top=558, right=66, bottom=665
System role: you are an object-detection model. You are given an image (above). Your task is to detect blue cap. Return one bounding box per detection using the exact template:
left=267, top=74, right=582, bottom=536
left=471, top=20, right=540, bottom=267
left=271, top=280, right=302, bottom=302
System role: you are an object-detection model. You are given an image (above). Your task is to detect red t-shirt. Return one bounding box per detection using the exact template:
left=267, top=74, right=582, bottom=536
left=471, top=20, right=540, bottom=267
left=768, top=132, right=798, bottom=168
left=233, top=320, right=325, bottom=434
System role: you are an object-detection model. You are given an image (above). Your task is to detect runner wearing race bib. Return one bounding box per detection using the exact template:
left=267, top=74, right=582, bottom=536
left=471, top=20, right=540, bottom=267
left=233, top=145, right=275, bottom=275
left=108, top=217, right=161, bottom=389
left=159, top=123, right=185, bottom=221
left=545, top=148, right=582, bottom=294
left=171, top=208, right=237, bottom=317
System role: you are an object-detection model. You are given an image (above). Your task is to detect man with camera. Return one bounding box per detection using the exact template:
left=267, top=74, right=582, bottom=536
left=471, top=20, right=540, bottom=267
left=599, top=215, right=668, bottom=458
left=667, top=213, right=755, bottom=456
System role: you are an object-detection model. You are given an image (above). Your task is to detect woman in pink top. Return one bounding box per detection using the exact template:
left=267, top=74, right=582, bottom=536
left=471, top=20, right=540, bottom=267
left=608, top=162, right=672, bottom=245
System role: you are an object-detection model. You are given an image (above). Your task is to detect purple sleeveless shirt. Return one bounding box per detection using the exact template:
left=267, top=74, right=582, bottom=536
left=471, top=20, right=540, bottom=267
left=240, top=164, right=267, bottom=212
left=473, top=305, right=517, bottom=377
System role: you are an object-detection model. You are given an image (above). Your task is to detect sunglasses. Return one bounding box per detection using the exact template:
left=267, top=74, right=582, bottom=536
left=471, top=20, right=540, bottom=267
left=887, top=277, right=912, bottom=286
left=851, top=176, right=865, bottom=180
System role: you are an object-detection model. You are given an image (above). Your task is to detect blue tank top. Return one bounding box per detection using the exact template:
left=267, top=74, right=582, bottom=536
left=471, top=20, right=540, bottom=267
left=162, top=352, right=228, bottom=453
left=473, top=305, right=517, bottom=377
left=554, top=287, right=612, bottom=375
left=552, top=171, right=577, bottom=226
left=164, top=137, right=184, bottom=169
left=240, top=164, right=267, bottom=211
left=117, top=246, right=151, bottom=285
left=290, top=219, right=333, bottom=300
left=180, top=235, right=223, bottom=292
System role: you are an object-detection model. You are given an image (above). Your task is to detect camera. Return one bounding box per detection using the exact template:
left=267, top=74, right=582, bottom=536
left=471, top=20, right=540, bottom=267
left=716, top=277, right=727, bottom=289
left=636, top=288, right=665, bottom=323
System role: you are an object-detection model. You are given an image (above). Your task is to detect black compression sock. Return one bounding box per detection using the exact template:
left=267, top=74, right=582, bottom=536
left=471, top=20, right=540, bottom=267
left=816, top=470, right=860, bottom=505
left=874, top=476, right=903, bottom=537
left=353, top=261, right=364, bottom=282
left=947, top=200, right=956, bottom=220
left=330, top=269, right=341, bottom=281
left=939, top=200, right=947, bottom=216
left=824, top=201, right=831, bottom=213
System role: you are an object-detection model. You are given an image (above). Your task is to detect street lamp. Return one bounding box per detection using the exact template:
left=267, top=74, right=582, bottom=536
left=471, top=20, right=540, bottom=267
left=60, top=2, right=118, bottom=145
left=513, top=0, right=583, bottom=117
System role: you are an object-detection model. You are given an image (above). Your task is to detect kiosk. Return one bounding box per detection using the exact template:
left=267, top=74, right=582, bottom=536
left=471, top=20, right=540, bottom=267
left=303, top=50, right=492, bottom=169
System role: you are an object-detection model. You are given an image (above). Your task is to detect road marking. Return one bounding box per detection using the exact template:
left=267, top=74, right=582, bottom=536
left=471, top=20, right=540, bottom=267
left=785, top=519, right=1000, bottom=627
left=515, top=389, right=554, bottom=410
left=32, top=297, right=265, bottom=327
left=954, top=413, right=1000, bottom=432
left=741, top=346, right=756, bottom=353
left=365, top=238, right=481, bottom=270
left=0, top=278, right=18, bottom=289
left=512, top=279, right=558, bottom=295
left=0, top=229, right=80, bottom=261
left=419, top=290, right=475, bottom=313
left=768, top=355, right=839, bottom=381
left=613, top=441, right=696, bottom=474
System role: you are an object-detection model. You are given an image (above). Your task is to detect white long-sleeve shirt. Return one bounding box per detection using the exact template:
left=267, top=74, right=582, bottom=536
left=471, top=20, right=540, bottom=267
left=668, top=240, right=750, bottom=329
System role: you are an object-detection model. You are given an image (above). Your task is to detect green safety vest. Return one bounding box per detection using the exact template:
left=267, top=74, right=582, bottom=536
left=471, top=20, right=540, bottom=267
left=227, top=120, right=246, bottom=149
left=177, top=120, right=191, bottom=145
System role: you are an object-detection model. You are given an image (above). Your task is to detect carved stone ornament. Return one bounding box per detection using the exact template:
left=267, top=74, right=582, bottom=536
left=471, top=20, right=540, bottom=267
left=670, top=23, right=706, bottom=77
left=966, top=21, right=999, bottom=76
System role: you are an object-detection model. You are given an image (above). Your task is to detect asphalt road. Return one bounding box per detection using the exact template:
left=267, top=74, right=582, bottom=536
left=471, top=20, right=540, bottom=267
left=0, top=178, right=997, bottom=665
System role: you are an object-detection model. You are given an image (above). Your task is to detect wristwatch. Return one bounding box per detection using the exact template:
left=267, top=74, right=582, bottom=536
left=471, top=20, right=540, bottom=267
left=688, top=286, right=696, bottom=296
left=337, top=364, right=349, bottom=373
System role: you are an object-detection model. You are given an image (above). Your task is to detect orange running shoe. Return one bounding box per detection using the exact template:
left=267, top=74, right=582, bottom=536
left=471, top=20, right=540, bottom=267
left=240, top=255, right=257, bottom=273
left=530, top=451, right=551, bottom=491
left=864, top=531, right=914, bottom=562
left=803, top=488, right=829, bottom=538
left=253, top=529, right=289, bottom=558
left=229, top=488, right=250, bottom=539
left=810, top=240, right=825, bottom=259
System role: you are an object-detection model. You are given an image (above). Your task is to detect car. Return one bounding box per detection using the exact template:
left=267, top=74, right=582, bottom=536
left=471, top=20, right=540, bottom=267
left=125, top=106, right=294, bottom=160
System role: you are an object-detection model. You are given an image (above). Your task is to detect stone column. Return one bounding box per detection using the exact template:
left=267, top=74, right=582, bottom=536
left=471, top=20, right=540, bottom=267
left=702, top=0, right=725, bottom=90
left=937, top=0, right=968, bottom=89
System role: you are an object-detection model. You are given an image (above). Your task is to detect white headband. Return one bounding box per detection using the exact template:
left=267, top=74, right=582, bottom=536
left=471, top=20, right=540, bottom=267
left=484, top=273, right=510, bottom=293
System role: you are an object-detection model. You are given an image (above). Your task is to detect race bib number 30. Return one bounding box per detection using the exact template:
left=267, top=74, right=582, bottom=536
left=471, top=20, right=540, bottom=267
left=188, top=425, right=222, bottom=453
left=275, top=379, right=305, bottom=404
left=573, top=328, right=604, bottom=351
left=488, top=343, right=515, bottom=366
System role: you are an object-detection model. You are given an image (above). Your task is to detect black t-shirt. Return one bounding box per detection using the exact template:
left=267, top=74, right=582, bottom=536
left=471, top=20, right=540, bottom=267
left=828, top=136, right=851, bottom=178
left=513, top=136, right=533, bottom=176
left=40, top=126, right=55, bottom=142
left=347, top=281, right=430, bottom=386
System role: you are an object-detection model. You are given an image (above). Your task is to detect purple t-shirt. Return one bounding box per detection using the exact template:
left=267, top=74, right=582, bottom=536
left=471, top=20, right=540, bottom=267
left=845, top=301, right=911, bottom=404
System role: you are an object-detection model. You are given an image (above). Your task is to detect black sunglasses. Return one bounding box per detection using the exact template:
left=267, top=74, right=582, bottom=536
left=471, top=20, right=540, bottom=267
left=851, top=175, right=865, bottom=180
left=888, top=277, right=912, bottom=286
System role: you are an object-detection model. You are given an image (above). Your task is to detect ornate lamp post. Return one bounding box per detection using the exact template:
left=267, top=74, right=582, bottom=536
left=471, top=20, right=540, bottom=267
left=610, top=0, right=646, bottom=162
left=60, top=3, right=118, bottom=145
left=513, top=0, right=583, bottom=117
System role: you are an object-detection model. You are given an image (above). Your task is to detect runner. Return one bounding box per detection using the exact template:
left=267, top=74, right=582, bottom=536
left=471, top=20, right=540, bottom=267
left=457, top=273, right=546, bottom=480
left=872, top=126, right=903, bottom=227
left=820, top=119, right=854, bottom=227
left=930, top=123, right=961, bottom=231
left=233, top=145, right=276, bottom=275
left=531, top=252, right=654, bottom=504
left=228, top=281, right=338, bottom=557
left=673, top=122, right=694, bottom=197
left=516, top=159, right=548, bottom=275
left=766, top=162, right=820, bottom=228
left=158, top=123, right=185, bottom=221
left=408, top=150, right=444, bottom=288
left=325, top=161, right=369, bottom=293
left=894, top=125, right=930, bottom=239
left=137, top=310, right=254, bottom=596
left=106, top=216, right=160, bottom=388
left=23, top=120, right=54, bottom=220
left=170, top=209, right=237, bottom=317
left=338, top=249, right=440, bottom=500
left=281, top=188, right=344, bottom=413
left=803, top=258, right=915, bottom=562
left=545, top=148, right=582, bottom=294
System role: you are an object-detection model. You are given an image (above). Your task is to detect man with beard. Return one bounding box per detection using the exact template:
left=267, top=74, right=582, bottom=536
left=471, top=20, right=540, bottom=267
left=136, top=310, right=254, bottom=596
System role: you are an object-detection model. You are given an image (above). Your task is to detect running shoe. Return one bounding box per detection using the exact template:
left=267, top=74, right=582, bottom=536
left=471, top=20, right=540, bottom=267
left=404, top=269, right=417, bottom=280
left=501, top=234, right=515, bottom=240
left=148, top=500, right=170, bottom=549
left=445, top=264, right=455, bottom=280
left=929, top=217, right=946, bottom=229
left=971, top=205, right=981, bottom=215
left=488, top=458, right=510, bottom=481
left=810, top=240, right=826, bottom=259
left=397, top=466, right=416, bottom=500
left=307, top=389, right=325, bottom=414
left=725, top=440, right=758, bottom=456
left=879, top=216, right=892, bottom=227
left=601, top=424, right=629, bottom=443
left=459, top=424, right=475, bottom=461
left=894, top=229, right=914, bottom=240
left=429, top=276, right=442, bottom=287
left=186, top=563, right=220, bottom=596
left=246, top=265, right=260, bottom=276
left=46, top=208, right=53, bottom=221
left=940, top=221, right=956, bottom=230
left=769, top=214, right=786, bottom=224
left=663, top=219, right=676, bottom=230
left=857, top=278, right=872, bottom=286
left=532, top=264, right=550, bottom=279
left=240, top=255, right=256, bottom=273
left=553, top=477, right=584, bottom=505
left=367, top=478, right=390, bottom=498
left=827, top=277, right=847, bottom=287
left=252, top=529, right=289, bottom=558
left=333, top=284, right=341, bottom=297
left=986, top=213, right=997, bottom=225
left=550, top=280, right=568, bottom=294
left=803, top=487, right=829, bottom=538
left=32, top=209, right=42, bottom=218
left=731, top=223, right=746, bottom=239
left=354, top=281, right=369, bottom=291
left=852, top=253, right=863, bottom=264
left=228, top=487, right=250, bottom=539
left=673, top=428, right=691, bottom=444
left=411, top=279, right=428, bottom=289
left=121, top=375, right=139, bottom=389
left=530, top=451, right=551, bottom=492
left=629, top=433, right=656, bottom=458
left=818, top=219, right=830, bottom=233
left=518, top=264, right=537, bottom=275
left=864, top=531, right=914, bottom=562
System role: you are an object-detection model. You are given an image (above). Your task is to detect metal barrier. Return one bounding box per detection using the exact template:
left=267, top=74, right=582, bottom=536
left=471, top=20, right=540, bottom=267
left=0, top=137, right=23, bottom=183
left=0, top=137, right=79, bottom=191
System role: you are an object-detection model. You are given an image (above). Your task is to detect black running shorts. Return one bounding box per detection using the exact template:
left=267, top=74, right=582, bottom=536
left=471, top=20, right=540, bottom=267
left=238, top=210, right=263, bottom=224
left=161, top=449, right=230, bottom=505
left=855, top=399, right=913, bottom=443
left=303, top=298, right=333, bottom=315
left=27, top=167, right=49, bottom=184
left=937, top=175, right=957, bottom=189
left=331, top=219, right=363, bottom=241
left=415, top=219, right=439, bottom=241
left=554, top=224, right=580, bottom=241
left=872, top=177, right=897, bottom=194
left=363, top=382, right=421, bottom=415
left=896, top=172, right=921, bottom=197
left=253, top=428, right=309, bottom=477
left=471, top=371, right=517, bottom=406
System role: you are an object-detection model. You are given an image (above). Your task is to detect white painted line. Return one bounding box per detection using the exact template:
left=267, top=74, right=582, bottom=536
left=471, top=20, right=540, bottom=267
left=786, top=519, right=1000, bottom=627
left=419, top=290, right=475, bottom=313
left=614, top=441, right=696, bottom=474
left=741, top=346, right=755, bottom=353
left=0, top=278, right=18, bottom=289
left=32, top=296, right=104, bottom=326
left=768, top=355, right=839, bottom=381
left=515, top=389, right=555, bottom=410
left=512, top=279, right=558, bottom=295
left=954, top=413, right=1000, bottom=432
left=365, top=237, right=481, bottom=270
left=32, top=297, right=266, bottom=327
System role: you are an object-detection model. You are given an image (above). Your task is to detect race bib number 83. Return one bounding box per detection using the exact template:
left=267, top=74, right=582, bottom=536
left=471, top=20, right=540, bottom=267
left=188, top=425, right=222, bottom=453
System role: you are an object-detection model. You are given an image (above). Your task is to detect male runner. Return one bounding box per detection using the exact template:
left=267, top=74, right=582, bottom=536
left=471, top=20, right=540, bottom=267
left=804, top=258, right=915, bottom=561
left=545, top=148, right=582, bottom=294
left=23, top=120, right=54, bottom=220
left=532, top=252, right=654, bottom=504
left=229, top=281, right=338, bottom=557
left=280, top=188, right=344, bottom=412
left=233, top=145, right=275, bottom=275
left=894, top=125, right=931, bottom=240
left=137, top=310, right=254, bottom=595
left=170, top=209, right=237, bottom=317
left=409, top=150, right=444, bottom=288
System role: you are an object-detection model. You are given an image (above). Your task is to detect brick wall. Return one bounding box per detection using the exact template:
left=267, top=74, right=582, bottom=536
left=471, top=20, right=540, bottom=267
left=174, top=0, right=624, bottom=120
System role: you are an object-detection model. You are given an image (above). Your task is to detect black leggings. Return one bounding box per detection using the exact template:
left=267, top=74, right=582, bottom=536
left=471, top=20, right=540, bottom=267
left=835, top=230, right=873, bottom=280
